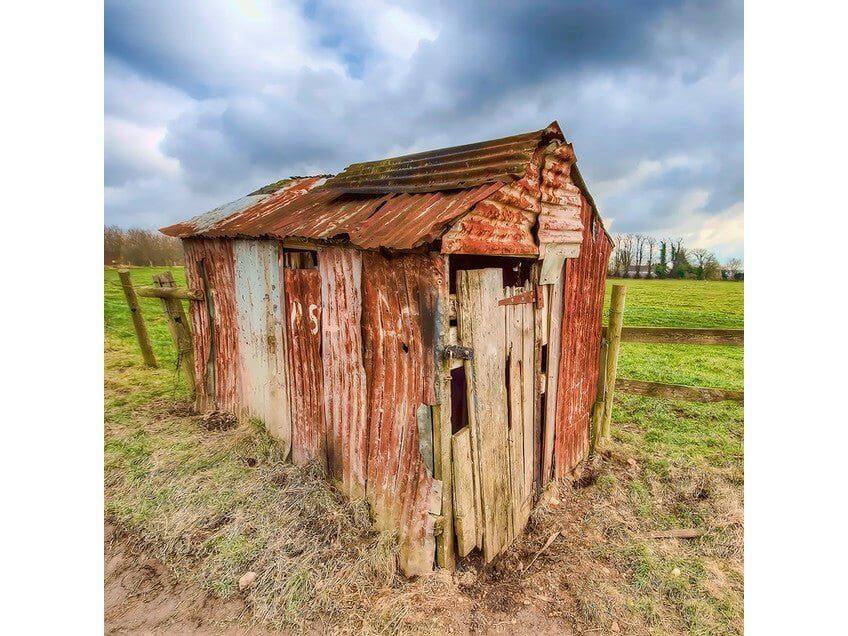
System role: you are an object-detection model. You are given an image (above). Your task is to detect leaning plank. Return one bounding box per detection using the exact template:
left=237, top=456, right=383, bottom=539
left=457, top=268, right=511, bottom=562
left=416, top=404, right=435, bottom=475
left=603, top=326, right=744, bottom=346
left=153, top=271, right=196, bottom=398
left=616, top=378, right=743, bottom=403
left=451, top=427, right=477, bottom=558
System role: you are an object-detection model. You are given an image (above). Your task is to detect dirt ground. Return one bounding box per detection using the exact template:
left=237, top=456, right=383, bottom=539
left=105, top=522, right=253, bottom=634
left=105, top=518, right=578, bottom=636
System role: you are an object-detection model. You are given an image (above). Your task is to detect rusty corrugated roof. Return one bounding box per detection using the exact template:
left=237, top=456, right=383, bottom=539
left=324, top=121, right=564, bottom=194
left=160, top=120, right=609, bottom=250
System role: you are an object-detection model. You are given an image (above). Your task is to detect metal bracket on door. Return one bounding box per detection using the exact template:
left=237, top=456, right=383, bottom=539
left=443, top=344, right=474, bottom=361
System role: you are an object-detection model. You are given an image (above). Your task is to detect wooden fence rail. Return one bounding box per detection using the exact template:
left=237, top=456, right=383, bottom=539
left=603, top=326, right=743, bottom=346
left=594, top=284, right=744, bottom=449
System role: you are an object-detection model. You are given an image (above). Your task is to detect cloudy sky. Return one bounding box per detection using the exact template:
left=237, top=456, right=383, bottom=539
left=105, top=0, right=743, bottom=259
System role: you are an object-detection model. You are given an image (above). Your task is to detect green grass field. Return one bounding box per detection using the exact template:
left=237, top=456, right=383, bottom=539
left=104, top=268, right=743, bottom=634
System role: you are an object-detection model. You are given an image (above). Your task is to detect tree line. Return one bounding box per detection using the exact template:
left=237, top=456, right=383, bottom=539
left=104, top=226, right=183, bottom=266
left=608, top=234, right=743, bottom=280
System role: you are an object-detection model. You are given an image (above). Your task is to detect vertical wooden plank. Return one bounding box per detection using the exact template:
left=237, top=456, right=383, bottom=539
left=530, top=263, right=544, bottom=496
left=284, top=268, right=326, bottom=467
left=434, top=254, right=456, bottom=570
left=541, top=265, right=565, bottom=486
left=153, top=271, right=196, bottom=399
left=519, top=290, right=535, bottom=528
left=457, top=268, right=511, bottom=562
left=318, top=247, right=368, bottom=499
left=505, top=291, right=524, bottom=539
left=451, top=427, right=477, bottom=557
left=117, top=269, right=158, bottom=368
left=416, top=404, right=435, bottom=475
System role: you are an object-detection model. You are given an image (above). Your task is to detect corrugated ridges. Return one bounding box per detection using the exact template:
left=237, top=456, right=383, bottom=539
left=324, top=122, right=563, bottom=193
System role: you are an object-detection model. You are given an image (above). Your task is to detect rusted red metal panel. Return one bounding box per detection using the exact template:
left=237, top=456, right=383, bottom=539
left=162, top=177, right=327, bottom=238
left=324, top=122, right=564, bottom=193
left=283, top=268, right=326, bottom=467
left=554, top=195, right=612, bottom=477
left=318, top=247, right=368, bottom=499
left=441, top=199, right=537, bottom=256
left=183, top=238, right=242, bottom=413
left=538, top=143, right=585, bottom=251
left=361, top=252, right=444, bottom=576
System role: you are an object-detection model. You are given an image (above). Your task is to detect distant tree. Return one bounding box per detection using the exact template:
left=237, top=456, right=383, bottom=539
left=622, top=234, right=636, bottom=277
left=655, top=240, right=669, bottom=278
left=633, top=234, right=645, bottom=278
left=104, top=225, right=124, bottom=265
left=104, top=226, right=183, bottom=266
left=670, top=240, right=690, bottom=278
left=725, top=257, right=743, bottom=280
left=645, top=237, right=656, bottom=279
left=690, top=248, right=711, bottom=279
left=610, top=233, right=635, bottom=278
left=703, top=254, right=722, bottom=280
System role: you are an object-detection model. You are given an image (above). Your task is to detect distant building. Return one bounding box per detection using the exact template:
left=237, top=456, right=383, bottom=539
left=625, top=263, right=652, bottom=278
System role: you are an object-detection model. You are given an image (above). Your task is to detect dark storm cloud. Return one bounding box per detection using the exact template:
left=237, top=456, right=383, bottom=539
left=105, top=0, right=743, bottom=258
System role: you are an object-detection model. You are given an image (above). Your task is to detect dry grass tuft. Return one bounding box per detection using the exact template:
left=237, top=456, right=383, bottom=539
left=105, top=404, right=422, bottom=633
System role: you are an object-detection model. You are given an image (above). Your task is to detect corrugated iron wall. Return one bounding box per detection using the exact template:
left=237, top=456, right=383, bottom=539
left=233, top=240, right=291, bottom=452
left=319, top=247, right=368, bottom=500
left=361, top=252, right=443, bottom=576
left=183, top=239, right=443, bottom=576
left=183, top=238, right=242, bottom=414
left=284, top=268, right=326, bottom=466
left=554, top=199, right=612, bottom=477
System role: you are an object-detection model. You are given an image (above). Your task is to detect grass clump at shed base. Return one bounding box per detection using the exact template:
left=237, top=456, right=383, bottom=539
left=105, top=268, right=743, bottom=634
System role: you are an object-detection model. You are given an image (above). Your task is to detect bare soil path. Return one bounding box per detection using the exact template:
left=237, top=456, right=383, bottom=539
left=105, top=522, right=251, bottom=634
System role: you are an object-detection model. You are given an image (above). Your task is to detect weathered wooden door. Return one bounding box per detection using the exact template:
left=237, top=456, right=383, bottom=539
left=452, top=267, right=539, bottom=562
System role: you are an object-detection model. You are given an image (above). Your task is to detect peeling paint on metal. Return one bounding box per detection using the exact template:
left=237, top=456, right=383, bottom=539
left=319, top=247, right=368, bottom=499
left=284, top=268, right=326, bottom=467
left=183, top=238, right=241, bottom=413
left=233, top=240, right=291, bottom=455
left=161, top=177, right=327, bottom=238
left=554, top=196, right=612, bottom=477
left=441, top=199, right=537, bottom=256
left=361, top=252, right=444, bottom=576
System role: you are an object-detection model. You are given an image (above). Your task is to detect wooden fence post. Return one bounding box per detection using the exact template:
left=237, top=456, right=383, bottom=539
left=117, top=269, right=158, bottom=368
left=600, top=284, right=626, bottom=445
left=589, top=338, right=608, bottom=455
left=153, top=271, right=196, bottom=398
